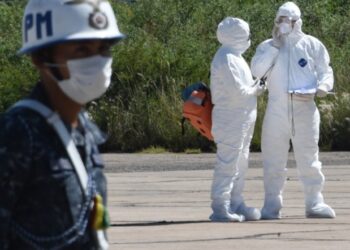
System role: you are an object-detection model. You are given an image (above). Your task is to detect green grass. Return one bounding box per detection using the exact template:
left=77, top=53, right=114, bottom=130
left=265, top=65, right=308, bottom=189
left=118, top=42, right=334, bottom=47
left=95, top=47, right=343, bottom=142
left=184, top=148, right=202, bottom=154
left=139, top=146, right=168, bottom=154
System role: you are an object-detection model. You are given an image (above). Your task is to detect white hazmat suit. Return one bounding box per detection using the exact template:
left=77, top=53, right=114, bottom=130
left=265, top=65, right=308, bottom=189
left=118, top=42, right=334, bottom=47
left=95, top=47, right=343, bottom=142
left=251, top=2, right=335, bottom=219
left=210, top=17, right=264, bottom=222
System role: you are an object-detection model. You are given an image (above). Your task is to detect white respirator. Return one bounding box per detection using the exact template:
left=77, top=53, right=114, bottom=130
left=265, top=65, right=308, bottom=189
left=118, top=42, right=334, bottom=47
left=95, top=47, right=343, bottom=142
left=46, top=55, right=113, bottom=105
left=279, top=22, right=292, bottom=35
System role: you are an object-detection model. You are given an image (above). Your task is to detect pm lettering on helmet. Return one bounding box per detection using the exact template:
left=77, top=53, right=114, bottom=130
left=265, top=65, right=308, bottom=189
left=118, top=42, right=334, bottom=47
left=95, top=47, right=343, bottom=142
left=19, top=0, right=124, bottom=55
left=25, top=11, right=53, bottom=42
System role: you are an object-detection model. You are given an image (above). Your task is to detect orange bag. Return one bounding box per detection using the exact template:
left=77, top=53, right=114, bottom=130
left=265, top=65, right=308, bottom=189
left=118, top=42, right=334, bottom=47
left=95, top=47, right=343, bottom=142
left=182, top=83, right=214, bottom=141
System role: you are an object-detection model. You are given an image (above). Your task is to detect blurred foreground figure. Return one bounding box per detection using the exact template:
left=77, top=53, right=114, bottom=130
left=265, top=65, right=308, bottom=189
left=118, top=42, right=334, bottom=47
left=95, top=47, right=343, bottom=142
left=251, top=1, right=335, bottom=219
left=0, top=0, right=125, bottom=249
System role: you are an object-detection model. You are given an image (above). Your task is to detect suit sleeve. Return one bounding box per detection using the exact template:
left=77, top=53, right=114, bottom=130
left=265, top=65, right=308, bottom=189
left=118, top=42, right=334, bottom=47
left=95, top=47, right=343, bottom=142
left=314, top=40, right=334, bottom=92
left=225, top=54, right=256, bottom=96
left=251, top=40, right=279, bottom=79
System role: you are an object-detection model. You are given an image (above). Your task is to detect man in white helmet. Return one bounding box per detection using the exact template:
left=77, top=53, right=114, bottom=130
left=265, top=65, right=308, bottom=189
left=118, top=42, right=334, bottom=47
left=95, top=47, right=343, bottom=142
left=251, top=1, right=335, bottom=219
left=0, top=0, right=124, bottom=249
left=209, top=17, right=265, bottom=222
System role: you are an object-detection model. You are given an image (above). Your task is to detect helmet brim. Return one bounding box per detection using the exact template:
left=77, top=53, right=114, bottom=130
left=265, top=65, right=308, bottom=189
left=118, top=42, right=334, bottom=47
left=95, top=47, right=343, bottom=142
left=18, top=33, right=126, bottom=55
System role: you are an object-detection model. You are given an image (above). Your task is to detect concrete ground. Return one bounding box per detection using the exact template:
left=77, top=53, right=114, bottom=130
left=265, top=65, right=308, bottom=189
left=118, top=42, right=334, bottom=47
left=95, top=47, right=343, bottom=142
left=103, top=152, right=350, bottom=250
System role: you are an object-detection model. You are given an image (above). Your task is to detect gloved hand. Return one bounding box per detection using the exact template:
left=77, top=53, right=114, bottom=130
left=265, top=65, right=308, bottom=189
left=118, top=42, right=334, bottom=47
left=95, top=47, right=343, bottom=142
left=316, top=87, right=328, bottom=97
left=272, top=25, right=282, bottom=48
left=253, top=84, right=267, bottom=96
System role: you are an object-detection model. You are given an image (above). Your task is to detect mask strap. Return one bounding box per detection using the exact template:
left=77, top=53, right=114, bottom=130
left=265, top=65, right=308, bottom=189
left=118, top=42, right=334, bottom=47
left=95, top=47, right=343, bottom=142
left=44, top=51, right=65, bottom=81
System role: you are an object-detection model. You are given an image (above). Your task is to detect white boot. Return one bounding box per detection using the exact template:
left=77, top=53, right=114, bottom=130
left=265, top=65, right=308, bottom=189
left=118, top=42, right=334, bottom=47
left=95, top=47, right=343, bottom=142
left=232, top=202, right=261, bottom=221
left=261, top=195, right=282, bottom=220
left=209, top=211, right=245, bottom=222
left=210, top=200, right=245, bottom=222
left=261, top=207, right=281, bottom=220
left=305, top=192, right=336, bottom=218
left=306, top=203, right=336, bottom=218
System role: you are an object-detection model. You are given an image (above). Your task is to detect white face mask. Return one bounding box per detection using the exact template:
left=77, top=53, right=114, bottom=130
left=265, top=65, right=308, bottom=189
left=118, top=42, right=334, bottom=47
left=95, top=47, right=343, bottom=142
left=46, top=55, right=113, bottom=105
left=279, top=22, right=292, bottom=35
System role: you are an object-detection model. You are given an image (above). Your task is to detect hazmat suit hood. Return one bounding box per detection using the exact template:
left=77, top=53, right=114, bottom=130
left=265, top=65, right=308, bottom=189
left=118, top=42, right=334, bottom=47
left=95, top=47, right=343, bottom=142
left=276, top=1, right=300, bottom=20
left=217, top=17, right=251, bottom=54
left=275, top=2, right=303, bottom=41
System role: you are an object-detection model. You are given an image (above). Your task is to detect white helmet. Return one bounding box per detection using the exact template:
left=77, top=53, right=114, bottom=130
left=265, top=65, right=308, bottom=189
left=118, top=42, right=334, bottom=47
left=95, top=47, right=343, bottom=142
left=18, top=0, right=125, bottom=55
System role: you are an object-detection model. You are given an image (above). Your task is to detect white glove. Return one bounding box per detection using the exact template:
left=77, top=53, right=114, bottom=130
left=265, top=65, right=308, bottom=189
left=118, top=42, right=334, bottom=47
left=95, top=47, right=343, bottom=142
left=316, top=87, right=328, bottom=97
left=253, top=84, right=266, bottom=96
left=272, top=25, right=282, bottom=48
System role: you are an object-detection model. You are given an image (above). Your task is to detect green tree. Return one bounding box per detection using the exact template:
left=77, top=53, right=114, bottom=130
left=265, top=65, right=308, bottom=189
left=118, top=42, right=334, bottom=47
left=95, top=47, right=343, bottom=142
left=1, top=0, right=349, bottom=151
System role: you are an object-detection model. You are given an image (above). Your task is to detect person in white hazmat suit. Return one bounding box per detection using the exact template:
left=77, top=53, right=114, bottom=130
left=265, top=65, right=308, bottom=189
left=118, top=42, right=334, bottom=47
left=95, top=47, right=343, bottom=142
left=251, top=1, right=336, bottom=219
left=210, top=17, right=265, bottom=222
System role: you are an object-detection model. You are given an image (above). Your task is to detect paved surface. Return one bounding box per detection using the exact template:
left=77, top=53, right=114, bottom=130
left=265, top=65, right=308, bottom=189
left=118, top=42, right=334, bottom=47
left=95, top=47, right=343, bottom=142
left=102, top=152, right=350, bottom=250
left=102, top=152, right=350, bottom=173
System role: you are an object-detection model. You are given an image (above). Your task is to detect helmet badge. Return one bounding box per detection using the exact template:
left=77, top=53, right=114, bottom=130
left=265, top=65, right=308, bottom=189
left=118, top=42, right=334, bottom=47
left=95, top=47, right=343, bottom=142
left=89, top=11, right=108, bottom=29
left=64, top=0, right=109, bottom=30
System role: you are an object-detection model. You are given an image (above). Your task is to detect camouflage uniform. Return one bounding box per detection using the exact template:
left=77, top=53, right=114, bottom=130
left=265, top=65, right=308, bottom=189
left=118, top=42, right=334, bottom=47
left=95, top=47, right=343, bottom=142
left=0, top=83, right=108, bottom=250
